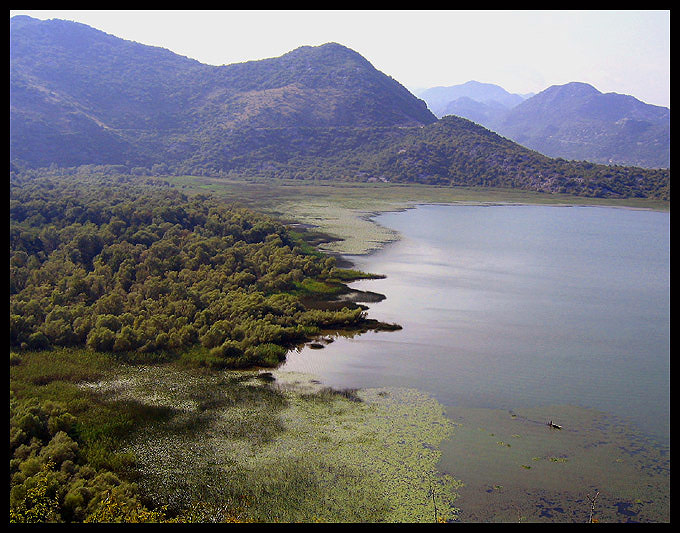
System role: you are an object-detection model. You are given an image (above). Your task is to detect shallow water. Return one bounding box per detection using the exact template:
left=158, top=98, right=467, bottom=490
left=438, top=404, right=669, bottom=522
left=282, top=205, right=670, bottom=445
left=280, top=204, right=670, bottom=522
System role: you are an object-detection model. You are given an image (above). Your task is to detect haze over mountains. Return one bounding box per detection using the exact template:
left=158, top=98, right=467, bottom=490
left=416, top=81, right=533, bottom=121
left=417, top=80, right=669, bottom=169
left=9, top=15, right=669, bottom=200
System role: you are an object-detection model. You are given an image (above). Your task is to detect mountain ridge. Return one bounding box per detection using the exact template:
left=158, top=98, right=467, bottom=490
left=418, top=78, right=669, bottom=169
left=417, top=80, right=530, bottom=116
left=492, top=81, right=670, bottom=168
left=9, top=16, right=669, bottom=201
left=11, top=16, right=436, bottom=168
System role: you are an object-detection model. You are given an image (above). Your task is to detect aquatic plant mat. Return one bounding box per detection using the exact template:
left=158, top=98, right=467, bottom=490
left=81, top=366, right=460, bottom=523
left=438, top=405, right=669, bottom=523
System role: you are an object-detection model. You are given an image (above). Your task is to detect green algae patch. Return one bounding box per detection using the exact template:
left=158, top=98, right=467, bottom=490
left=80, top=366, right=461, bottom=522
left=270, top=372, right=462, bottom=522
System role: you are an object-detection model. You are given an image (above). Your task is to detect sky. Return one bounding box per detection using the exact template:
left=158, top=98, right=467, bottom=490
left=9, top=9, right=671, bottom=108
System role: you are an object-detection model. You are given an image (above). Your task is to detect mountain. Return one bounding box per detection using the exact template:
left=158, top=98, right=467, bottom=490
left=10, top=15, right=435, bottom=168
left=418, top=80, right=670, bottom=170
left=489, top=82, right=670, bottom=169
left=437, top=96, right=509, bottom=128
left=9, top=16, right=669, bottom=201
left=417, top=81, right=530, bottom=117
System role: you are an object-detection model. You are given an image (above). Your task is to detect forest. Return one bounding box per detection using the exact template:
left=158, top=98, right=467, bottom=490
left=10, top=172, right=391, bottom=522
left=9, top=173, right=384, bottom=364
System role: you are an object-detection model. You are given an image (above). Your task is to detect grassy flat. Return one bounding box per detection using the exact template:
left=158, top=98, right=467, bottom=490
left=165, top=176, right=669, bottom=255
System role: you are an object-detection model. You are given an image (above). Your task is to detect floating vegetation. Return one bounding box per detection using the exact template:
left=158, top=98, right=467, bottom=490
left=279, top=201, right=401, bottom=255
left=82, top=366, right=462, bottom=522
left=439, top=405, right=669, bottom=522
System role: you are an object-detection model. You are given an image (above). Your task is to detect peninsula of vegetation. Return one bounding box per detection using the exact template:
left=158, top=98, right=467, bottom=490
left=10, top=174, right=416, bottom=523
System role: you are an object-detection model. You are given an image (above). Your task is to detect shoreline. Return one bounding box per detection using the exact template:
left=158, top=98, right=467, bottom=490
left=281, top=201, right=670, bottom=522
left=307, top=200, right=669, bottom=262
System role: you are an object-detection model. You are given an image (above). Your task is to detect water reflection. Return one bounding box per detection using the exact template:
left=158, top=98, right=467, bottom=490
left=281, top=205, right=670, bottom=446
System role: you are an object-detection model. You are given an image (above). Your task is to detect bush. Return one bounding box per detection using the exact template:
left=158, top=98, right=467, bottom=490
left=27, top=332, right=51, bottom=351
left=249, top=343, right=288, bottom=366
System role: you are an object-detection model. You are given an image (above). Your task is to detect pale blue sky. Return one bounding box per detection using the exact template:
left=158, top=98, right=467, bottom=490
left=10, top=10, right=670, bottom=108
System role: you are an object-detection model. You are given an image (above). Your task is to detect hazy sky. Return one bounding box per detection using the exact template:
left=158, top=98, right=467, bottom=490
left=10, top=9, right=671, bottom=108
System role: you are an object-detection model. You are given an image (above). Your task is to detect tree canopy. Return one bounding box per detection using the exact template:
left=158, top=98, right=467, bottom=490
left=10, top=173, right=370, bottom=368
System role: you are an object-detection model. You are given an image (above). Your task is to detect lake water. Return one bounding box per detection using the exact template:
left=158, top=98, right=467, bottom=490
left=281, top=205, right=670, bottom=445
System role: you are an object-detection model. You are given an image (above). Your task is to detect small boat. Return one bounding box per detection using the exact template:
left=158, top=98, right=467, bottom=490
left=548, top=420, right=562, bottom=430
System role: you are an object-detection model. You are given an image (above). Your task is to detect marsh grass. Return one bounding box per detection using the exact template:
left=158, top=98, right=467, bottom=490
left=329, top=268, right=385, bottom=282
left=300, top=386, right=363, bottom=403
left=291, top=278, right=342, bottom=296
left=11, top=346, right=461, bottom=522
left=10, top=348, right=112, bottom=389
left=81, top=365, right=461, bottom=522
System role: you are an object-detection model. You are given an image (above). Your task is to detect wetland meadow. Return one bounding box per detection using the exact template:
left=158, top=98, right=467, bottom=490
left=12, top=176, right=669, bottom=522
left=162, top=177, right=669, bottom=522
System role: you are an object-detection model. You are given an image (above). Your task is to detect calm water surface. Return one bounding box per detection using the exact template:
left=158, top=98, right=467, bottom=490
left=281, top=205, right=670, bottom=445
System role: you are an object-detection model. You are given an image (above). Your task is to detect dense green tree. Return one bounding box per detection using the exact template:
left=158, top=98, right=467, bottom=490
left=10, top=173, right=374, bottom=368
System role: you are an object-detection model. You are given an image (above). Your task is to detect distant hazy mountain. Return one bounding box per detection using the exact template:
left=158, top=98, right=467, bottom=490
left=491, top=82, right=670, bottom=169
left=417, top=80, right=531, bottom=118
left=9, top=16, right=669, bottom=200
left=437, top=96, right=509, bottom=128
left=417, top=79, right=669, bottom=169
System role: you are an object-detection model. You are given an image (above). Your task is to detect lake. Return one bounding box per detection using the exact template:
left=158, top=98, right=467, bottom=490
left=283, top=204, right=669, bottom=443
left=280, top=204, right=670, bottom=522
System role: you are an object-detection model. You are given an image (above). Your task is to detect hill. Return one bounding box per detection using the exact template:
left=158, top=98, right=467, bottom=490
left=9, top=16, right=669, bottom=200
left=490, top=82, right=670, bottom=169
left=10, top=15, right=435, bottom=169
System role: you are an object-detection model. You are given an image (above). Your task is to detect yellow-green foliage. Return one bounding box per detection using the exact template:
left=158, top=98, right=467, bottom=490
left=9, top=462, right=59, bottom=523
left=10, top=174, right=374, bottom=368
left=84, top=492, right=176, bottom=523
left=9, top=394, right=151, bottom=523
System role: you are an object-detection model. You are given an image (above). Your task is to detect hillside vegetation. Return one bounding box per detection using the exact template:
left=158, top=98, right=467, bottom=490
left=10, top=15, right=669, bottom=201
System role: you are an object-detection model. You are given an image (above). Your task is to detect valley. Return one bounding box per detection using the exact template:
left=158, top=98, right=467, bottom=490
left=165, top=175, right=669, bottom=255
left=9, top=12, right=670, bottom=524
